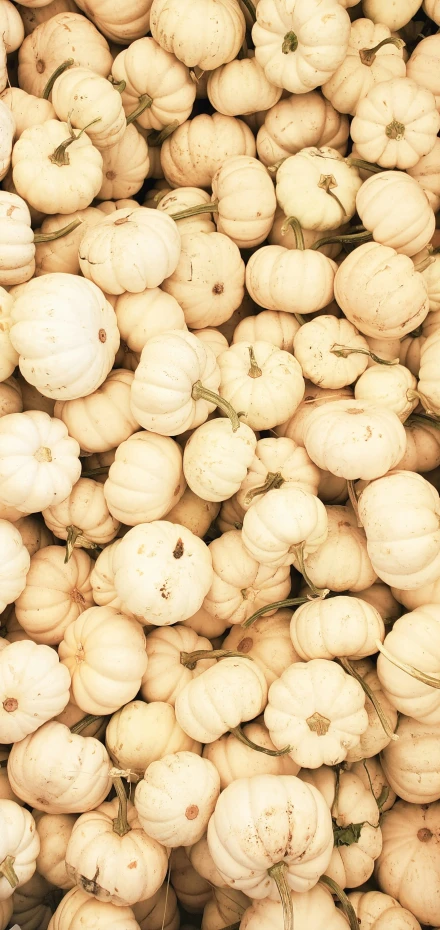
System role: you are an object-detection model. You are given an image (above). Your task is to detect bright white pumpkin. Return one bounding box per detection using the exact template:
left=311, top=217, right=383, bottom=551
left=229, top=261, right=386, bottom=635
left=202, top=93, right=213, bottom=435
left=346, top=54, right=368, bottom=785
left=293, top=315, right=370, bottom=389
left=106, top=699, right=201, bottom=780
left=0, top=640, right=70, bottom=744
left=276, top=146, right=362, bottom=231
left=241, top=485, right=328, bottom=569
left=0, top=520, right=30, bottom=613
left=54, top=370, right=140, bottom=455
left=0, top=800, right=39, bottom=900
left=290, top=595, right=384, bottom=661
left=210, top=155, right=277, bottom=249
left=0, top=87, right=55, bottom=139
left=104, top=431, right=185, bottom=526
left=217, top=341, right=305, bottom=431
left=245, top=245, right=336, bottom=316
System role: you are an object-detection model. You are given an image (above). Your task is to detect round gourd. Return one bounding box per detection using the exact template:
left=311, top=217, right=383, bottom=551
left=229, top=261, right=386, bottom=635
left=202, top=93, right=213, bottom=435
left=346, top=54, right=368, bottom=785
left=240, top=884, right=348, bottom=930
left=74, top=0, right=153, bottom=43
left=408, top=136, right=440, bottom=211
left=42, top=478, right=120, bottom=559
left=0, top=100, right=14, bottom=182
left=257, top=90, right=349, bottom=168
left=0, top=519, right=30, bottom=613
left=150, top=0, right=246, bottom=70
left=98, top=124, right=150, bottom=201
left=0, top=640, right=70, bottom=744
left=51, top=66, right=126, bottom=150
left=15, top=546, right=93, bottom=646
left=207, top=56, right=282, bottom=117
left=407, top=35, right=440, bottom=110
left=202, top=719, right=299, bottom=791
left=133, top=883, right=179, bottom=930
left=290, top=595, right=384, bottom=661
left=276, top=146, right=362, bottom=231
left=141, top=625, right=215, bottom=706
left=222, top=611, right=301, bottom=687
left=354, top=363, right=418, bottom=422
left=0, top=190, right=35, bottom=286
left=160, top=112, right=256, bottom=189
left=0, top=87, right=55, bottom=139
left=165, top=487, right=220, bottom=539
left=89, top=539, right=139, bottom=619
left=292, top=316, right=370, bottom=389
left=54, top=370, right=140, bottom=455
left=34, top=207, right=104, bottom=277
left=218, top=341, right=305, bottom=431
left=35, top=811, right=76, bottom=890
left=376, top=604, right=440, bottom=724
left=241, top=484, right=328, bottom=569
left=418, top=330, right=440, bottom=415
left=115, top=287, right=186, bottom=355
left=104, top=431, right=185, bottom=525
left=158, top=187, right=216, bottom=237
left=47, top=886, right=140, bottom=930
left=347, top=890, right=422, bottom=930
left=382, top=715, right=440, bottom=804
left=245, top=244, right=337, bottom=316
left=356, top=170, right=436, bottom=257
left=0, top=288, right=18, bottom=383
left=294, top=505, right=377, bottom=592
left=233, top=310, right=300, bottom=353
left=106, top=699, right=201, bottom=780
left=236, top=437, right=320, bottom=512
left=0, top=800, right=40, bottom=901
left=209, top=155, right=276, bottom=249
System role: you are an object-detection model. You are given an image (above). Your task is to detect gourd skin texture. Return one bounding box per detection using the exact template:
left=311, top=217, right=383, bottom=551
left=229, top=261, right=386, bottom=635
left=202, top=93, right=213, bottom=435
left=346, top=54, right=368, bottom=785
left=150, top=0, right=246, bottom=70
left=256, top=90, right=349, bottom=167
left=0, top=519, right=30, bottom=612
left=376, top=604, right=440, bottom=724
left=218, top=341, right=305, bottom=430
left=103, top=431, right=185, bottom=525
left=106, top=699, right=202, bottom=778
left=0, top=800, right=40, bottom=900
left=290, top=595, right=384, bottom=661
left=241, top=485, right=328, bottom=568
left=356, top=170, right=436, bottom=257
left=381, top=715, right=440, bottom=804
left=0, top=640, right=70, bottom=743
left=240, top=885, right=348, bottom=930
left=347, top=890, right=422, bottom=930
left=47, top=885, right=141, bottom=930
left=160, top=113, right=256, bottom=189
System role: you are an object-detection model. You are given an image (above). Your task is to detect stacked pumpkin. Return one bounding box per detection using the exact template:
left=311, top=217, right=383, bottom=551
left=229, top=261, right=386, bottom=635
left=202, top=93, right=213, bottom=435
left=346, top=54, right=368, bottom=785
left=1, top=0, right=440, bottom=929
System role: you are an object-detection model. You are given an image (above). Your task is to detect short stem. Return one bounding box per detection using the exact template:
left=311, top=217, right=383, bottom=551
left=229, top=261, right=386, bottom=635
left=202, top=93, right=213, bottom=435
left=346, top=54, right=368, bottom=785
left=112, top=80, right=126, bottom=94
left=70, top=714, right=104, bottom=735
left=230, top=725, right=291, bottom=756
left=34, top=218, right=82, bottom=243
left=112, top=776, right=131, bottom=837
left=293, top=543, right=330, bottom=599
left=241, top=596, right=311, bottom=629
left=267, top=862, right=293, bottom=930
left=339, top=658, right=398, bottom=741
left=281, top=216, right=304, bottom=250
left=126, top=93, right=153, bottom=125
left=282, top=31, right=298, bottom=54
left=0, top=855, right=19, bottom=890
left=191, top=381, right=240, bottom=431
left=376, top=639, right=440, bottom=689
left=244, top=472, right=285, bottom=504
left=170, top=201, right=218, bottom=221
left=347, top=480, right=363, bottom=528
left=414, top=255, right=435, bottom=273
left=311, top=230, right=372, bottom=251
left=240, top=0, right=256, bottom=22
left=319, top=876, right=360, bottom=930
left=64, top=525, right=101, bottom=563
left=180, top=649, right=249, bottom=671
left=81, top=466, right=110, bottom=477
left=49, top=117, right=101, bottom=166
left=42, top=58, right=74, bottom=99
left=147, top=120, right=179, bottom=146
left=267, top=157, right=288, bottom=175
left=248, top=346, right=262, bottom=378
left=189, top=66, right=205, bottom=83
left=346, top=157, right=383, bottom=174
left=358, top=36, right=405, bottom=66
left=294, top=313, right=306, bottom=326
left=330, top=344, right=398, bottom=366
left=386, top=119, right=405, bottom=140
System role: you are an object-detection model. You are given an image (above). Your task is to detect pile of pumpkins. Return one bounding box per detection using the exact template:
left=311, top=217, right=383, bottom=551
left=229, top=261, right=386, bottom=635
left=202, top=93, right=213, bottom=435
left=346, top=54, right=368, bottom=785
left=2, top=0, right=440, bottom=928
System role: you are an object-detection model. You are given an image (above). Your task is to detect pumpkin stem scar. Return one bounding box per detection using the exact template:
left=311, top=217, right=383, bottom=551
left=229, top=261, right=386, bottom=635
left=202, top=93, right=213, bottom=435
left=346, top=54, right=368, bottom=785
left=385, top=119, right=405, bottom=140
left=306, top=711, right=330, bottom=735
left=282, top=31, right=298, bottom=54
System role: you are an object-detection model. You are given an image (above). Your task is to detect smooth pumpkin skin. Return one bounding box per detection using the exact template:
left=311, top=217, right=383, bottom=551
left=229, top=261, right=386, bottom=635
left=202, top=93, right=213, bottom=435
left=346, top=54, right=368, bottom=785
left=218, top=341, right=305, bottom=431
left=408, top=137, right=440, bottom=211
left=347, top=890, right=422, bottom=930
left=293, top=316, right=369, bottom=389
left=382, top=715, right=440, bottom=804
left=47, top=886, right=141, bottom=930
left=74, top=0, right=153, bottom=43
left=0, top=518, right=30, bottom=613
left=51, top=66, right=126, bottom=150
left=257, top=90, right=349, bottom=167
left=183, top=419, right=258, bottom=504
left=291, top=595, right=384, bottom=661
left=0, top=287, right=18, bottom=382
left=356, top=171, right=436, bottom=257
left=210, top=155, right=276, bottom=249
left=207, top=56, right=282, bottom=117
left=106, top=699, right=201, bottom=779
left=15, top=546, right=93, bottom=646
left=141, top=625, right=215, bottom=706
left=0, top=1, right=24, bottom=53
left=246, top=244, right=337, bottom=316
left=115, top=287, right=186, bottom=355
left=240, top=884, right=348, bottom=930
left=150, top=0, right=246, bottom=70
left=0, top=87, right=55, bottom=138
left=0, top=800, right=40, bottom=901
left=0, top=190, right=35, bottom=286
left=276, top=146, right=362, bottom=231
left=165, top=487, right=220, bottom=539
left=104, top=431, right=185, bottom=526
left=241, top=484, right=328, bottom=568
left=112, top=36, right=196, bottom=130
left=160, top=113, right=256, bottom=189
left=223, top=610, right=300, bottom=687
left=233, top=309, right=299, bottom=353
left=158, top=187, right=215, bottom=237
left=34, top=811, right=76, bottom=890
left=97, top=124, right=150, bottom=201
left=354, top=363, right=418, bottom=422
left=377, top=604, right=440, bottom=724
left=0, top=640, right=70, bottom=743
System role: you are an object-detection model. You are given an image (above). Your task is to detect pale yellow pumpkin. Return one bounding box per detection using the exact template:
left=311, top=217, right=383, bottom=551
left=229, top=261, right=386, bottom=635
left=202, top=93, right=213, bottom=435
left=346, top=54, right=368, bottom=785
left=242, top=484, right=328, bottom=569
left=89, top=538, right=140, bottom=619
left=218, top=341, right=305, bottom=431
left=112, top=37, right=196, bottom=131
left=376, top=604, right=440, bottom=724
left=52, top=66, right=126, bottom=150
left=418, top=329, right=440, bottom=414
left=0, top=288, right=18, bottom=383
left=133, top=882, right=179, bottom=930
left=293, top=315, right=370, bottom=388
left=0, top=638, right=70, bottom=744
left=15, top=546, right=93, bottom=645
left=356, top=170, right=436, bottom=257
left=97, top=125, right=150, bottom=201
left=354, top=363, right=417, bottom=422
left=10, top=872, right=55, bottom=930
left=291, top=595, right=384, bottom=661
left=407, top=35, right=440, bottom=111
left=408, top=137, right=440, bottom=211
left=276, top=146, right=362, bottom=231
left=160, top=113, right=256, bottom=189
left=223, top=610, right=301, bottom=686
left=0, top=190, right=35, bottom=287
left=141, top=625, right=215, bottom=706
left=150, top=0, right=246, bottom=70
left=208, top=55, right=282, bottom=117
left=191, top=328, right=229, bottom=360
left=348, top=890, right=421, bottom=930
left=54, top=370, right=139, bottom=455
left=165, top=487, right=220, bottom=539
left=240, top=885, right=348, bottom=930
left=106, top=699, right=201, bottom=780
left=397, top=418, right=440, bottom=473
left=0, top=1, right=24, bottom=52
left=382, top=715, right=440, bottom=804
left=11, top=514, right=52, bottom=556
left=115, top=287, right=186, bottom=356
left=210, top=155, right=276, bottom=249
left=34, top=207, right=104, bottom=277
left=0, top=800, right=40, bottom=901
left=246, top=244, right=336, bottom=316
left=170, top=846, right=211, bottom=913
left=257, top=91, right=349, bottom=168
left=35, top=811, right=76, bottom=890
left=296, top=504, right=377, bottom=593
left=42, top=477, right=120, bottom=557
left=0, top=87, right=55, bottom=139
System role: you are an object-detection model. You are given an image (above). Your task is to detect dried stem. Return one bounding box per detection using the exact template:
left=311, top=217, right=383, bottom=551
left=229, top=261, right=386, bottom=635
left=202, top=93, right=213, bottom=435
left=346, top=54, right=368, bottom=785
left=191, top=381, right=240, bottom=431
left=230, top=725, right=291, bottom=756
left=42, top=58, right=74, bottom=99
left=339, top=658, right=398, bottom=741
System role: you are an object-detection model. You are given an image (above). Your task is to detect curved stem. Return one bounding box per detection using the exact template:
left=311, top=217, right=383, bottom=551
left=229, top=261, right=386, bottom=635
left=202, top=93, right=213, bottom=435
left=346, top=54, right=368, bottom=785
left=112, top=80, right=126, bottom=94
left=81, top=466, right=110, bottom=477
left=318, top=174, right=346, bottom=216
left=294, top=313, right=306, bottom=326
left=407, top=412, right=440, bottom=431
left=244, top=472, right=284, bottom=504
left=240, top=0, right=256, bottom=22
left=0, top=855, right=19, bottom=889
left=268, top=862, right=293, bottom=930
left=248, top=346, right=262, bottom=378
left=49, top=117, right=101, bottom=166
left=230, top=725, right=291, bottom=756
left=112, top=776, right=131, bottom=837
left=281, top=216, right=304, bottom=250
left=241, top=596, right=311, bottom=629
left=311, top=230, right=372, bottom=251
left=331, top=344, right=399, bottom=366
left=147, top=120, right=179, bottom=147
left=339, top=658, right=398, bottom=741
left=319, top=876, right=360, bottom=930
left=70, top=714, right=104, bottom=735
left=180, top=649, right=250, bottom=671
left=33, top=218, right=82, bottom=244
left=406, top=388, right=439, bottom=416
left=347, top=480, right=362, bottom=527
left=126, top=93, right=153, bottom=125
left=64, top=525, right=101, bottom=563
left=170, top=201, right=218, bottom=221
left=293, top=542, right=330, bottom=599
left=42, top=58, right=74, bottom=99
left=359, top=36, right=405, bottom=66
left=345, top=157, right=383, bottom=174
left=376, top=639, right=440, bottom=689
left=414, top=255, right=435, bottom=274
left=191, top=381, right=240, bottom=432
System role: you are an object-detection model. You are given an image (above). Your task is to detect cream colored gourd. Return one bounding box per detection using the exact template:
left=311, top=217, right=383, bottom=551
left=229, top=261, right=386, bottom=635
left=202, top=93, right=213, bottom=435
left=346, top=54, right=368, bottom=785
left=79, top=207, right=181, bottom=295
left=375, top=800, right=440, bottom=926
left=10, top=871, right=55, bottom=930
left=303, top=399, right=407, bottom=480
left=218, top=341, right=305, bottom=431
left=396, top=418, right=440, bottom=473
left=222, top=611, right=301, bottom=687
left=34, top=206, right=104, bottom=277
left=0, top=801, right=39, bottom=900
left=160, top=487, right=220, bottom=540
left=106, top=700, right=201, bottom=780
left=59, top=606, right=147, bottom=715
left=207, top=56, right=282, bottom=117
left=296, top=505, right=377, bottom=592
left=10, top=273, right=119, bottom=401
left=237, top=437, right=320, bottom=513
left=354, top=363, right=418, bottom=422
left=73, top=0, right=153, bottom=42
left=7, top=721, right=112, bottom=814
left=202, top=530, right=291, bottom=626
left=357, top=171, right=436, bottom=257
left=407, top=35, right=440, bottom=110
left=290, top=595, right=384, bottom=661
left=115, top=288, right=186, bottom=355
left=158, top=188, right=216, bottom=237
left=348, top=755, right=396, bottom=811
left=15, top=546, right=93, bottom=646
left=141, top=625, right=215, bottom=706
left=161, top=231, right=245, bottom=330
left=187, top=833, right=227, bottom=888
left=240, top=884, right=348, bottom=930
left=265, top=659, right=368, bottom=768
left=47, top=886, right=140, bottom=930
left=323, top=18, right=406, bottom=116
left=65, top=790, right=168, bottom=907
left=252, top=0, right=350, bottom=93
left=276, top=146, right=362, bottom=231
left=112, top=521, right=213, bottom=625
left=241, top=485, right=328, bottom=569
left=0, top=191, right=35, bottom=286
left=12, top=119, right=104, bottom=215
left=202, top=887, right=249, bottom=930
left=408, top=137, right=440, bottom=211
left=334, top=242, right=430, bottom=338
left=418, top=330, right=440, bottom=415
left=130, top=331, right=227, bottom=436
left=345, top=658, right=398, bottom=760
left=245, top=245, right=336, bottom=316
left=0, top=100, right=15, bottom=182
left=0, top=411, right=81, bottom=514
left=202, top=719, right=300, bottom=792
left=97, top=124, right=150, bottom=201
left=54, top=370, right=139, bottom=455
left=0, top=1, right=23, bottom=53
left=0, top=379, right=23, bottom=420
left=135, top=751, right=220, bottom=847
left=0, top=520, right=30, bottom=613
left=413, top=247, right=440, bottom=313
left=161, top=112, right=256, bottom=189
left=51, top=66, right=126, bottom=150
left=0, top=87, right=55, bottom=138
left=170, top=845, right=211, bottom=912
left=353, top=580, right=402, bottom=624
left=257, top=91, right=349, bottom=167
left=293, top=316, right=370, bottom=389
left=376, top=604, right=440, bottom=724
left=192, top=328, right=229, bottom=360
left=0, top=288, right=18, bottom=383
left=150, top=0, right=245, bottom=70
left=35, top=811, right=76, bottom=890
left=89, top=539, right=140, bottom=618
left=362, top=0, right=421, bottom=29
left=133, top=883, right=180, bottom=930
left=381, top=716, right=440, bottom=804
left=175, top=657, right=268, bottom=743
left=0, top=640, right=70, bottom=743
left=351, top=77, right=440, bottom=169
left=217, top=494, right=246, bottom=535
left=348, top=890, right=421, bottom=930
left=358, top=470, right=440, bottom=589
left=233, top=310, right=300, bottom=353
left=209, top=155, right=276, bottom=249
left=104, top=431, right=185, bottom=525
left=424, top=0, right=440, bottom=23
left=112, top=37, right=196, bottom=131
left=42, top=478, right=119, bottom=559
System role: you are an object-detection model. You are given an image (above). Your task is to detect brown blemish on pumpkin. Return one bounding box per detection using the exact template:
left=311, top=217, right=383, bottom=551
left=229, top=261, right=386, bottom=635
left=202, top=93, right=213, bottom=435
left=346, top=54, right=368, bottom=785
left=36, top=60, right=45, bottom=73
left=237, top=637, right=253, bottom=653
left=185, top=804, right=199, bottom=820
left=106, top=171, right=116, bottom=180
left=98, top=329, right=107, bottom=343
left=114, top=217, right=129, bottom=225
left=418, top=828, right=433, bottom=842
left=3, top=698, right=18, bottom=713
left=127, top=860, right=137, bottom=869
left=70, top=587, right=85, bottom=605
left=173, top=538, right=184, bottom=559
left=212, top=282, right=224, bottom=295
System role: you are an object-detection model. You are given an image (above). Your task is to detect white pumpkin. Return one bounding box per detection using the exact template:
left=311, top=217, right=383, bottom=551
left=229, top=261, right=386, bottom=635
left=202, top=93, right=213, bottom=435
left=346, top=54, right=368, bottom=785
left=240, top=884, right=348, bottom=930
left=382, top=715, right=440, bottom=804
left=376, top=604, right=440, bottom=724
left=210, top=155, right=277, bottom=249
left=290, top=595, right=384, bottom=661
left=246, top=244, right=336, bottom=317
left=114, top=287, right=186, bottom=355
left=35, top=811, right=76, bottom=890
left=42, top=478, right=120, bottom=558
left=183, top=420, right=256, bottom=507
left=160, top=112, right=256, bottom=189
left=0, top=800, right=39, bottom=900
left=297, top=504, right=377, bottom=593
left=256, top=91, right=349, bottom=168
left=233, top=310, right=300, bottom=353
left=217, top=341, right=305, bottom=431
left=276, top=146, right=362, bottom=231
left=104, top=431, right=185, bottom=525
left=345, top=657, right=398, bottom=761
left=150, top=0, right=246, bottom=70
left=54, top=370, right=140, bottom=455
left=0, top=100, right=14, bottom=182
left=241, top=485, right=328, bottom=569
left=0, top=640, right=70, bottom=744
left=354, top=363, right=418, bottom=422
left=0, top=288, right=18, bottom=383
left=347, top=890, right=422, bottom=930
left=106, top=699, right=201, bottom=780
left=47, top=885, right=140, bottom=930
left=292, top=316, right=370, bottom=389
left=356, top=170, right=436, bottom=257
left=0, top=520, right=30, bottom=614
left=237, top=436, right=320, bottom=512
left=207, top=55, right=282, bottom=117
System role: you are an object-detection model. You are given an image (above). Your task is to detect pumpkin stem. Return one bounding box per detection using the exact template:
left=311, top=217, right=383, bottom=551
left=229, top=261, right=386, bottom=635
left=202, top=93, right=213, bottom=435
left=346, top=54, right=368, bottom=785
left=244, top=472, right=285, bottom=504
left=282, top=31, right=298, bottom=54
left=330, top=344, right=399, bottom=366
left=49, top=116, right=102, bottom=166
left=126, top=93, right=154, bottom=125
left=413, top=255, right=435, bottom=274
left=375, top=639, right=440, bottom=689
left=385, top=119, right=405, bottom=140
left=170, top=201, right=219, bottom=221
left=345, top=157, right=383, bottom=174
left=112, top=776, right=132, bottom=837
left=318, top=175, right=346, bottom=216
left=112, top=79, right=126, bottom=94
left=33, top=218, right=83, bottom=244
left=408, top=412, right=440, bottom=431
left=70, top=714, right=104, bottom=734
left=311, top=230, right=372, bottom=251
left=241, top=596, right=312, bottom=629
left=42, top=58, right=74, bottom=99
left=268, top=861, right=293, bottom=930
left=0, top=855, right=19, bottom=890
left=64, top=525, right=101, bottom=563
left=147, top=120, right=179, bottom=147
left=294, top=313, right=306, bottom=326
left=281, top=216, right=304, bottom=250
left=240, top=0, right=257, bottom=22
left=248, top=346, right=262, bottom=378
left=189, top=66, right=206, bottom=84
left=306, top=711, right=330, bottom=735
left=292, top=542, right=330, bottom=599
left=191, top=381, right=241, bottom=432
left=346, top=480, right=363, bottom=528
left=268, top=157, right=288, bottom=175
left=180, top=649, right=251, bottom=671
left=230, top=725, right=291, bottom=756
left=358, top=36, right=405, bottom=66
left=406, top=388, right=439, bottom=416
left=81, top=465, right=110, bottom=477
left=339, top=657, right=398, bottom=741
left=319, top=876, right=360, bottom=930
